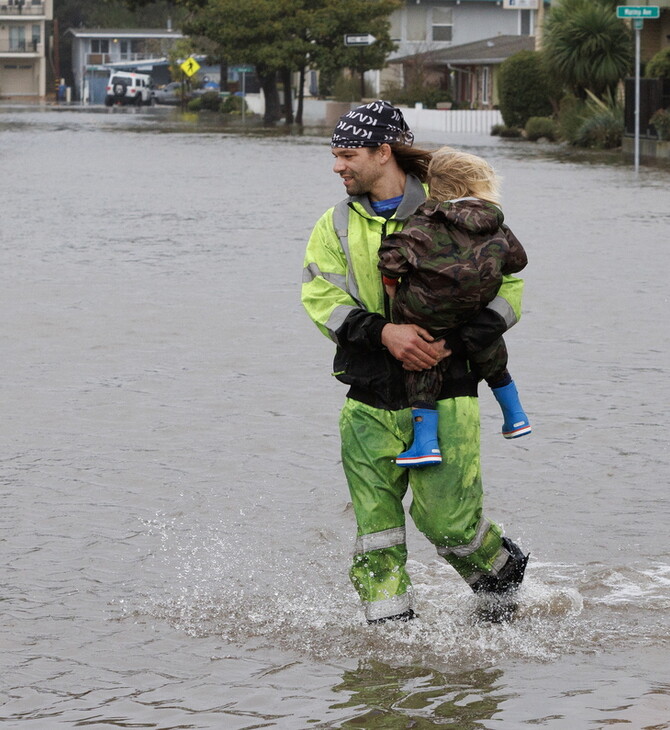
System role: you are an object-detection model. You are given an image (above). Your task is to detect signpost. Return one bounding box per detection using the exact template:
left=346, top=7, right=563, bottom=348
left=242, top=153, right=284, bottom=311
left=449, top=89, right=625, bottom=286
left=179, top=57, right=201, bottom=112
left=344, top=34, right=377, bottom=99
left=231, top=66, right=254, bottom=123
left=617, top=6, right=660, bottom=174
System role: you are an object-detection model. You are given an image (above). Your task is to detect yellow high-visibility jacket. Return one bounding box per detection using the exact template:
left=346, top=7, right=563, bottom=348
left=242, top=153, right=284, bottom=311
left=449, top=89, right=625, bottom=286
left=302, top=175, right=524, bottom=410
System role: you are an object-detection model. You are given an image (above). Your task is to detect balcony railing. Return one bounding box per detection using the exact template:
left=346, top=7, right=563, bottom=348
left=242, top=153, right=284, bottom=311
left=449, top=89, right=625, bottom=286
left=0, top=2, right=46, bottom=15
left=85, top=52, right=160, bottom=66
left=0, top=39, right=42, bottom=53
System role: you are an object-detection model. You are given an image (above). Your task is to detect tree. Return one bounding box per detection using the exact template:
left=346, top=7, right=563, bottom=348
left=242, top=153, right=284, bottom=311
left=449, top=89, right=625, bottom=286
left=176, top=0, right=399, bottom=124
left=542, top=0, right=633, bottom=100
left=645, top=48, right=670, bottom=80
left=498, top=51, right=554, bottom=128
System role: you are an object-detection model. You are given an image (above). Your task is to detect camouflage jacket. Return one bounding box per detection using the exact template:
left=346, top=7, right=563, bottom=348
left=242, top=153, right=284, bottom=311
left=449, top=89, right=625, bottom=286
left=378, top=198, right=527, bottom=334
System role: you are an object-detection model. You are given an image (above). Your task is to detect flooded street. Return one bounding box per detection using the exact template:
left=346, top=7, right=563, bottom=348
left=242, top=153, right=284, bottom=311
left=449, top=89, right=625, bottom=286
left=1, top=104, right=669, bottom=728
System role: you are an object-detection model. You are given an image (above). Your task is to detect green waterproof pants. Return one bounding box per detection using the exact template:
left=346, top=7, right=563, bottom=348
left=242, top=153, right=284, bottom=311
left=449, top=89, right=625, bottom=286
left=339, top=396, right=506, bottom=622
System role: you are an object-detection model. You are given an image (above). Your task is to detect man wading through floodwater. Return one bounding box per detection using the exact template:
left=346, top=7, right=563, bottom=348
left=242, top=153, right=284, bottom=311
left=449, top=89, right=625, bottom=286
left=301, top=101, right=529, bottom=624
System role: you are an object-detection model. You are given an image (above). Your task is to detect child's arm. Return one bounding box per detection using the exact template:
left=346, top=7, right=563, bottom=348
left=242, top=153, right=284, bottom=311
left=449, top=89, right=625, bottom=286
left=501, top=225, right=528, bottom=274
left=382, top=275, right=398, bottom=299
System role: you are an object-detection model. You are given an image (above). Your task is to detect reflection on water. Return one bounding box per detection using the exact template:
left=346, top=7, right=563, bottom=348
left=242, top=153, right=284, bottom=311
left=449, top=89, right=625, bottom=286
left=330, top=662, right=507, bottom=729
left=1, top=104, right=669, bottom=729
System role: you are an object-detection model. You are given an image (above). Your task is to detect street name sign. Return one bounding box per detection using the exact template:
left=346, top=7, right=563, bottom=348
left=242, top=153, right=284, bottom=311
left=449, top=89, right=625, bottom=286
left=231, top=66, right=254, bottom=74
left=503, top=1, right=539, bottom=9
left=616, top=6, right=660, bottom=18
left=180, top=57, right=200, bottom=77
left=344, top=33, right=376, bottom=46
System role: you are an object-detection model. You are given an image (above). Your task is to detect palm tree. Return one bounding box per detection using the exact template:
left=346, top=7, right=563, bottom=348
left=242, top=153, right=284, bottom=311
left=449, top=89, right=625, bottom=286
left=542, top=0, right=633, bottom=99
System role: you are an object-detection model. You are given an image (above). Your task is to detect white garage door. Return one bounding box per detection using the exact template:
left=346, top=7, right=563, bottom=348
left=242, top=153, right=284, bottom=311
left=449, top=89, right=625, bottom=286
left=1, top=62, right=37, bottom=95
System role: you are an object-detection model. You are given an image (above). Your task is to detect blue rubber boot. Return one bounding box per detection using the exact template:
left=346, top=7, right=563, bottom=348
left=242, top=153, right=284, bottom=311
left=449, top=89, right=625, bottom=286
left=396, top=408, right=442, bottom=468
left=491, top=381, right=531, bottom=439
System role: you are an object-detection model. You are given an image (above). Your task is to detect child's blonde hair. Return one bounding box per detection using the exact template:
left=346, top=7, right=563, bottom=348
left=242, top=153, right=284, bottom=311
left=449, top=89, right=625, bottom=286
left=427, top=146, right=501, bottom=205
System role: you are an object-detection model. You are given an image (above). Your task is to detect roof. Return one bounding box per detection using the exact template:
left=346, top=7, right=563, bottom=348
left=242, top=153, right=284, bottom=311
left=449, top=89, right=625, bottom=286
left=389, top=35, right=536, bottom=66
left=67, top=28, right=184, bottom=39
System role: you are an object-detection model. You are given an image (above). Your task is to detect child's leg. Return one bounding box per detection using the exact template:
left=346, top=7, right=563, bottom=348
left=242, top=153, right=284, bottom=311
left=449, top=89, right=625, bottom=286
left=396, top=366, right=443, bottom=468
left=471, top=338, right=531, bottom=439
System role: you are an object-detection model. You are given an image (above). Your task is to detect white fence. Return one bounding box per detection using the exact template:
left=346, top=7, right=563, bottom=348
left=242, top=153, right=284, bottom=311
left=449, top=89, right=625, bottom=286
left=400, top=107, right=503, bottom=136
left=301, top=99, right=503, bottom=136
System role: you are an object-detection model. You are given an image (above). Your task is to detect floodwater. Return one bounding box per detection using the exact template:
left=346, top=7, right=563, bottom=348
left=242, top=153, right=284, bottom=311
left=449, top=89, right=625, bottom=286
left=1, top=104, right=669, bottom=729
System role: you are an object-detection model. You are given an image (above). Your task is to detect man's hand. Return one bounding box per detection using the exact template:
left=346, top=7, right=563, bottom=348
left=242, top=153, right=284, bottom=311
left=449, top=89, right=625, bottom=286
left=381, top=323, right=451, bottom=371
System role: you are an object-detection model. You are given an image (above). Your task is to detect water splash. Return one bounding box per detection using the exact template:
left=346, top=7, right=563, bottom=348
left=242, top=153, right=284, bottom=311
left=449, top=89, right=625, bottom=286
left=115, top=515, right=670, bottom=673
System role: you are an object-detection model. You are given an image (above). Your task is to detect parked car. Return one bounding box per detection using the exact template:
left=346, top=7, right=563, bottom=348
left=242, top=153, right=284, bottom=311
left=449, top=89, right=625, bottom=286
left=154, top=80, right=221, bottom=106
left=153, top=81, right=187, bottom=106
left=104, top=71, right=154, bottom=107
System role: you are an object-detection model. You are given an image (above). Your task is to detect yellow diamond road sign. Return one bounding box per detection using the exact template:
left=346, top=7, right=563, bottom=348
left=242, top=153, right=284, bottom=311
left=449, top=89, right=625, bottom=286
left=180, top=57, right=200, bottom=77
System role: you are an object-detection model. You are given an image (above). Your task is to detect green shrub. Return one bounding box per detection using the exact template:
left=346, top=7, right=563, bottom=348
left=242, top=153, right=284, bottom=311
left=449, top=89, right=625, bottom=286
left=383, top=82, right=452, bottom=110
left=498, top=50, right=554, bottom=128
left=525, top=116, right=558, bottom=141
left=572, top=90, right=624, bottom=149
left=650, top=108, right=670, bottom=140
left=187, top=97, right=202, bottom=112
left=333, top=73, right=373, bottom=102
left=574, top=108, right=623, bottom=149
left=491, top=124, right=505, bottom=136
left=497, top=126, right=523, bottom=138
left=221, top=94, right=248, bottom=114
left=646, top=48, right=670, bottom=80
left=557, top=93, right=587, bottom=144
left=199, top=90, right=222, bottom=112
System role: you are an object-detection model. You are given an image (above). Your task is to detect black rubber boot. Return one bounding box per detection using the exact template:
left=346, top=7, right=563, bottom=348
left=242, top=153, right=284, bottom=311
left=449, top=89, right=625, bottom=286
left=471, top=538, right=529, bottom=595
left=367, top=609, right=416, bottom=625
left=471, top=538, right=529, bottom=623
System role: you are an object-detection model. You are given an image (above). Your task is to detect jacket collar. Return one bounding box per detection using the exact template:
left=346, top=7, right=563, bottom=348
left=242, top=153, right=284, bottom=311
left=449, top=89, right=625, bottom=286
left=347, top=174, right=427, bottom=221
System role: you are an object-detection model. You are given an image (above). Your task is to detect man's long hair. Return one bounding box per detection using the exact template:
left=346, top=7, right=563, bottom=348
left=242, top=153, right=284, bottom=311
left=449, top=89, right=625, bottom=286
left=391, top=144, right=433, bottom=182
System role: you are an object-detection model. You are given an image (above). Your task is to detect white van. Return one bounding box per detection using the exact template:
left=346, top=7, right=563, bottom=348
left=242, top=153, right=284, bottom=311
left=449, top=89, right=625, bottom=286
left=104, top=71, right=154, bottom=107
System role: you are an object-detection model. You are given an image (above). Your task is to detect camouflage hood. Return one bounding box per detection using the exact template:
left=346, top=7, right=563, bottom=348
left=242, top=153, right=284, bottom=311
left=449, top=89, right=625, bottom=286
left=418, top=197, right=504, bottom=235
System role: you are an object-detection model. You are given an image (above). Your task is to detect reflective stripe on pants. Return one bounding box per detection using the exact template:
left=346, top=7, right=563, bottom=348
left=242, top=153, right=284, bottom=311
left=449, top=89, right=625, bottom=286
left=340, top=396, right=505, bottom=620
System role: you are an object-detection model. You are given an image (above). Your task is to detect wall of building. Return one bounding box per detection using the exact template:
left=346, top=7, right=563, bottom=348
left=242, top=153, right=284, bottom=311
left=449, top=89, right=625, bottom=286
left=389, top=0, right=530, bottom=59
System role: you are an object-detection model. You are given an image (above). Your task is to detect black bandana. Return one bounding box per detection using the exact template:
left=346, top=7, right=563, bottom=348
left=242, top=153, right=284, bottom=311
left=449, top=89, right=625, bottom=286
left=330, top=100, right=414, bottom=149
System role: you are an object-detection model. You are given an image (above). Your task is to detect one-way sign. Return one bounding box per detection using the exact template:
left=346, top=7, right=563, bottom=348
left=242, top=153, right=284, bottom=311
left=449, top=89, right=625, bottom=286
left=344, top=33, right=377, bottom=46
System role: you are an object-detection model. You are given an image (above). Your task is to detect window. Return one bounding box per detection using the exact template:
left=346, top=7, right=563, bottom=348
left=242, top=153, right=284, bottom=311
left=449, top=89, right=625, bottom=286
left=91, top=39, right=110, bottom=54
left=432, top=8, right=453, bottom=42
left=407, top=5, right=427, bottom=42
left=520, top=9, right=531, bottom=35
left=9, top=26, right=25, bottom=51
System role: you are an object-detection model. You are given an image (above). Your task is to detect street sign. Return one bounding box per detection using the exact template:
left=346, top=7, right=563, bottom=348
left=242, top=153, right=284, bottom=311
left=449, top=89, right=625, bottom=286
left=180, top=57, right=200, bottom=77
left=344, top=33, right=377, bottom=46
left=231, top=66, right=254, bottom=74
left=616, top=6, right=660, bottom=18
left=503, top=0, right=539, bottom=9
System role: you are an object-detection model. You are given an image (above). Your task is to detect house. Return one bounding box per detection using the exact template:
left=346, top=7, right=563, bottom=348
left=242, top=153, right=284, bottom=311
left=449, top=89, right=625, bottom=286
left=67, top=26, right=184, bottom=103
left=0, top=0, right=52, bottom=99
left=387, top=0, right=543, bottom=60
left=388, top=34, right=535, bottom=108
left=378, top=0, right=548, bottom=106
